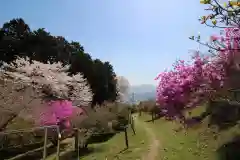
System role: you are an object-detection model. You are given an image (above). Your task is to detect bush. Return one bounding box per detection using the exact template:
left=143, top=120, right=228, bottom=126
left=0, top=117, right=43, bottom=151
left=0, top=116, right=70, bottom=150
left=103, top=102, right=130, bottom=130
left=76, top=110, right=117, bottom=133
left=129, top=104, right=138, bottom=114
left=138, top=100, right=161, bottom=114
left=71, top=102, right=130, bottom=146
left=206, top=100, right=240, bottom=130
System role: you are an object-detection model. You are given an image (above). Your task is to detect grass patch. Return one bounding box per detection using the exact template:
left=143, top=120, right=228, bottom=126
left=80, top=123, right=149, bottom=160
left=46, top=119, right=149, bottom=160
left=139, top=107, right=240, bottom=160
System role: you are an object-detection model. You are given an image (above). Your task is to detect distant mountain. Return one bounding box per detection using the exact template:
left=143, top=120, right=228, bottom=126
left=132, top=91, right=156, bottom=102
left=130, top=84, right=156, bottom=93
left=127, top=84, right=156, bottom=103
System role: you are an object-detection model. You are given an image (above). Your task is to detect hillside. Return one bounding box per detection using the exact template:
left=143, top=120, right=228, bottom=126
left=127, top=84, right=156, bottom=103
left=139, top=106, right=240, bottom=160
left=130, top=84, right=156, bottom=93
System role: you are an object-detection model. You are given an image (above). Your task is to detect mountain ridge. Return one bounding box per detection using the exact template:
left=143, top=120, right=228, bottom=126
left=127, top=84, right=156, bottom=103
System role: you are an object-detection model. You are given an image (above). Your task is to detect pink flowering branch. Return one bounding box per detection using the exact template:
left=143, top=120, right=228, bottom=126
left=0, top=57, right=93, bottom=131
left=156, top=29, right=240, bottom=122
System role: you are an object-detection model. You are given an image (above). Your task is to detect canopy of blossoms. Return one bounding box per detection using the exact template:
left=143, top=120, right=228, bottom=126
left=1, top=57, right=93, bottom=104
left=155, top=27, right=240, bottom=121
left=0, top=57, right=93, bottom=128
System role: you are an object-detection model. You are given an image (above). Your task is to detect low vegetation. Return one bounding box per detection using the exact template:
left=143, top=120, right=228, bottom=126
left=0, top=103, right=131, bottom=159
left=139, top=105, right=240, bottom=160
left=76, top=122, right=149, bottom=160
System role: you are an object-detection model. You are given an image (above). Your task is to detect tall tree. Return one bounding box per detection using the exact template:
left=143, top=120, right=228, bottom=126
left=0, top=18, right=119, bottom=105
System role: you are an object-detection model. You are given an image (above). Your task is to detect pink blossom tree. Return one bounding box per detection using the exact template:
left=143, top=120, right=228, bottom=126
left=155, top=31, right=240, bottom=122
left=0, top=57, right=93, bottom=131
left=155, top=1, right=240, bottom=123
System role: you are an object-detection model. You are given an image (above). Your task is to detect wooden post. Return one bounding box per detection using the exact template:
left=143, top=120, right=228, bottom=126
left=124, top=127, right=129, bottom=148
left=131, top=116, right=136, bottom=135
left=43, top=127, right=48, bottom=160
left=74, top=129, right=79, bottom=158
left=77, top=139, right=79, bottom=159
left=152, top=111, right=154, bottom=123
left=139, top=109, right=142, bottom=116
left=77, top=132, right=79, bottom=159
left=129, top=109, right=132, bottom=124
left=74, top=129, right=78, bottom=151
left=56, top=126, right=60, bottom=160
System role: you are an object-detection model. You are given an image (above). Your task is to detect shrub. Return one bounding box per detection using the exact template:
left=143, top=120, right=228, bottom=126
left=138, top=100, right=159, bottom=113
left=0, top=117, right=42, bottom=151
left=71, top=102, right=130, bottom=146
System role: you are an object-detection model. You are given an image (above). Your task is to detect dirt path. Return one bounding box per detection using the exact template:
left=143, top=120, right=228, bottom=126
left=134, top=115, right=160, bottom=160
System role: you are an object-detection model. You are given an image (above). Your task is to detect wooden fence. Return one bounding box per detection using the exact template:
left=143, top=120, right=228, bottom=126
left=0, top=115, right=136, bottom=160
left=0, top=125, right=60, bottom=160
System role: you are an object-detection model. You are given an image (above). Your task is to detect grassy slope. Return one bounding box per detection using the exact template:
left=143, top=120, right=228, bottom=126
left=80, top=122, right=149, bottom=160
left=9, top=108, right=240, bottom=160
left=3, top=116, right=151, bottom=160
left=140, top=107, right=240, bottom=160
left=46, top=119, right=150, bottom=160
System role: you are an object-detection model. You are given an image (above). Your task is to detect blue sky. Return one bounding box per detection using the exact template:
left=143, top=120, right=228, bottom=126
left=0, top=0, right=219, bottom=85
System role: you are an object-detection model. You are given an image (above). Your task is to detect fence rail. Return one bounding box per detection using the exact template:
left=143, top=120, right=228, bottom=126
left=0, top=125, right=59, bottom=135
left=0, top=115, right=136, bottom=160
left=0, top=125, right=60, bottom=160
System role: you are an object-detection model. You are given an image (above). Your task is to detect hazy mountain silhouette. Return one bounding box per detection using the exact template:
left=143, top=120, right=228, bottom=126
left=127, top=84, right=156, bottom=103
